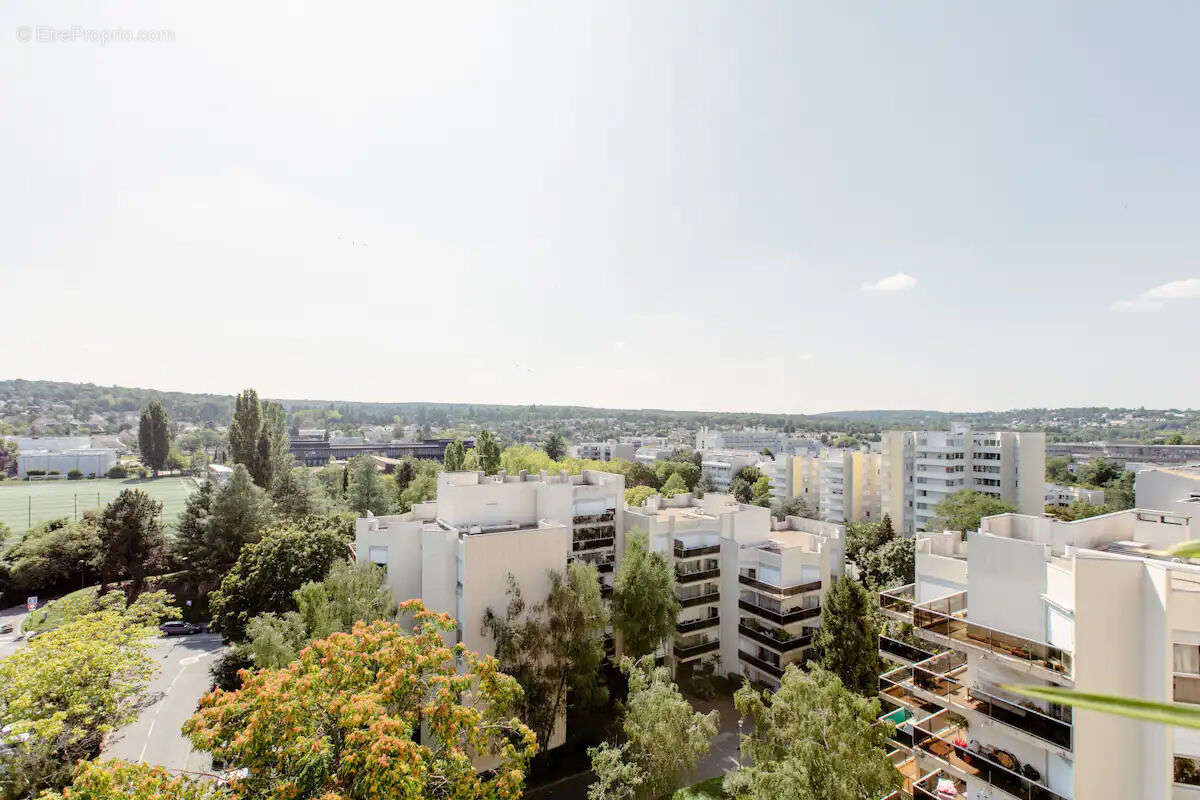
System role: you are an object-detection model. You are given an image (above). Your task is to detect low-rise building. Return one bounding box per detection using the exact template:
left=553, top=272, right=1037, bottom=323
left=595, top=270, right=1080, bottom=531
left=207, top=463, right=234, bottom=487
left=1044, top=482, right=1106, bottom=508
left=700, top=450, right=761, bottom=492
left=695, top=427, right=783, bottom=454
left=12, top=436, right=118, bottom=478
left=877, top=507, right=1200, bottom=799
left=1135, top=466, right=1200, bottom=519
left=572, top=441, right=636, bottom=462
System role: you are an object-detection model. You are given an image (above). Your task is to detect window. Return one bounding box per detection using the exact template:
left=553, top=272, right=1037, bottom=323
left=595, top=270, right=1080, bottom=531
left=368, top=546, right=388, bottom=565
left=1174, top=643, right=1200, bottom=705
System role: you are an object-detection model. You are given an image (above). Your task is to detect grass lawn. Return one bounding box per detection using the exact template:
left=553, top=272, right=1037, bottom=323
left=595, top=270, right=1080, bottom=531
left=671, top=776, right=728, bottom=799
left=22, top=585, right=99, bottom=633
left=0, top=476, right=198, bottom=535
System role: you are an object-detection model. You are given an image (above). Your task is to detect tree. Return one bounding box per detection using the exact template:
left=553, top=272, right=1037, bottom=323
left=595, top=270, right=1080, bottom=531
left=3, top=517, right=101, bottom=595
left=172, top=480, right=214, bottom=584
left=97, top=489, right=167, bottom=600
left=481, top=563, right=609, bottom=752
left=722, top=665, right=900, bottom=800
left=270, top=466, right=327, bottom=519
left=652, top=461, right=700, bottom=491
left=498, top=445, right=558, bottom=475
left=227, top=389, right=263, bottom=481
left=729, top=477, right=753, bottom=504
left=137, top=399, right=169, bottom=475
left=183, top=605, right=537, bottom=800
left=178, top=465, right=273, bottom=592
left=813, top=576, right=883, bottom=696
left=1045, top=500, right=1114, bottom=521
left=587, top=657, right=718, bottom=800
left=660, top=471, right=688, bottom=498
left=256, top=401, right=292, bottom=490
left=734, top=465, right=763, bottom=485
left=543, top=432, right=567, bottom=461
left=0, top=592, right=176, bottom=797
left=1045, top=455, right=1073, bottom=484
left=347, top=454, right=391, bottom=515
left=625, top=461, right=661, bottom=490
left=247, top=560, right=395, bottom=669
left=476, top=428, right=502, bottom=475
left=443, top=439, right=465, bottom=471
left=926, top=490, right=1015, bottom=533
left=751, top=475, right=772, bottom=507
left=611, top=529, right=679, bottom=658
left=624, top=485, right=657, bottom=508
left=209, top=524, right=350, bottom=641
left=393, top=458, right=416, bottom=496
left=770, top=497, right=816, bottom=521
left=1077, top=457, right=1125, bottom=488
left=41, top=759, right=227, bottom=800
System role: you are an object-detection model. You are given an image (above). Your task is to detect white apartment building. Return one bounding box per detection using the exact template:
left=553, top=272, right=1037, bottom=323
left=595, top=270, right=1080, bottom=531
left=762, top=456, right=794, bottom=506
left=1137, top=467, right=1200, bottom=519
left=571, top=440, right=636, bottom=462
left=881, top=425, right=1046, bottom=535
left=695, top=426, right=783, bottom=454
left=877, top=508, right=1200, bottom=800
left=354, top=468, right=626, bottom=751
left=700, top=450, right=761, bottom=491
left=16, top=447, right=117, bottom=477
left=624, top=494, right=845, bottom=688
left=1045, top=483, right=1106, bottom=508
left=635, top=445, right=676, bottom=465
left=819, top=448, right=883, bottom=524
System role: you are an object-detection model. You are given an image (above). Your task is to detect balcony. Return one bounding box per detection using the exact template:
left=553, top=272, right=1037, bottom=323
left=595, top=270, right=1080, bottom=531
left=879, top=583, right=916, bottom=621
left=913, top=709, right=1067, bottom=800
left=679, top=590, right=721, bottom=608
left=738, top=598, right=820, bottom=626
left=879, top=634, right=937, bottom=665
left=738, top=649, right=801, bottom=680
left=913, top=592, right=1073, bottom=681
left=674, top=638, right=719, bottom=660
left=677, top=615, right=720, bottom=634
left=600, top=584, right=613, bottom=599
left=737, top=573, right=822, bottom=597
left=674, top=539, right=721, bottom=558
left=573, top=510, right=615, bottom=525
left=739, top=621, right=812, bottom=653
left=676, top=566, right=720, bottom=584
left=573, top=536, right=615, bottom=553
left=910, top=769, right=966, bottom=800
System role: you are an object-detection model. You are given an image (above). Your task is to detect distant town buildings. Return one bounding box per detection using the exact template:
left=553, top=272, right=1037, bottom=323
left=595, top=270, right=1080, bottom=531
left=1047, top=441, right=1200, bottom=466
left=699, top=450, right=761, bottom=492
left=695, top=426, right=783, bottom=454
left=288, top=434, right=474, bottom=467
left=1044, top=483, right=1106, bottom=508
left=571, top=440, right=636, bottom=461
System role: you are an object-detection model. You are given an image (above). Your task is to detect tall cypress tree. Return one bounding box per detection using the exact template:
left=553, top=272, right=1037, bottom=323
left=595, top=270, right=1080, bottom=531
left=138, top=399, right=170, bottom=475
left=228, top=389, right=263, bottom=481
left=813, top=576, right=884, bottom=696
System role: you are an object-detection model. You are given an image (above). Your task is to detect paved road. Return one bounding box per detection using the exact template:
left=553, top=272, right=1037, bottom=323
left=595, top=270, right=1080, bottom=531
left=0, top=604, right=29, bottom=660
left=104, top=633, right=226, bottom=772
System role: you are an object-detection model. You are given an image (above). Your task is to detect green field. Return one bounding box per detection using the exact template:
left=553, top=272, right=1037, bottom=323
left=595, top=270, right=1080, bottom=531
left=0, top=477, right=199, bottom=535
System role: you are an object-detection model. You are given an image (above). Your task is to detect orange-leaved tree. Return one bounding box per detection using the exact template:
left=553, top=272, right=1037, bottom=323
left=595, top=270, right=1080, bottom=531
left=183, top=600, right=537, bottom=800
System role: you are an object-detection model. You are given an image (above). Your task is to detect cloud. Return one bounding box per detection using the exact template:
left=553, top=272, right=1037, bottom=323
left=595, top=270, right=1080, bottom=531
left=1111, top=278, right=1200, bottom=312
left=861, top=272, right=917, bottom=292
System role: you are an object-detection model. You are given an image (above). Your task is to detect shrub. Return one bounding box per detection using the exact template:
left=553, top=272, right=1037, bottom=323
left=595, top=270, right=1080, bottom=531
left=106, top=465, right=128, bottom=479
left=87, top=473, right=95, bottom=479
left=67, top=469, right=84, bottom=480
left=27, top=470, right=46, bottom=477
left=138, top=468, right=149, bottom=479
left=48, top=470, right=61, bottom=476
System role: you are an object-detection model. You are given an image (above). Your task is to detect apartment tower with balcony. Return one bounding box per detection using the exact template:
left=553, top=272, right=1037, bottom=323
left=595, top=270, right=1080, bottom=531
left=881, top=425, right=1045, bottom=535
left=875, top=507, right=1200, bottom=799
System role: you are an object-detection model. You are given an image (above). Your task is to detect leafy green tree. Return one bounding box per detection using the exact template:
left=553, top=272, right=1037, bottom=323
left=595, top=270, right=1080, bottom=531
left=476, top=429, right=502, bottom=475
left=660, top=471, right=688, bottom=498
left=256, top=401, right=292, bottom=490
left=393, top=458, right=416, bottom=495
left=209, top=525, right=349, bottom=641
left=1105, top=470, right=1135, bottom=509
left=227, top=389, right=263, bottom=482
left=624, top=485, right=657, bottom=507
left=813, top=576, right=883, bottom=696
left=729, top=477, right=753, bottom=504
left=1045, top=456, right=1073, bottom=484
left=926, top=489, right=1015, bottom=533
left=3, top=517, right=101, bottom=595
left=770, top=497, right=817, bottom=520
left=587, top=657, right=718, bottom=800
left=41, top=759, right=227, bottom=800
left=178, top=465, right=273, bottom=592
left=734, top=465, right=763, bottom=485
left=270, top=466, right=328, bottom=519
left=498, top=445, right=558, bottom=475
left=443, top=439, right=465, bottom=471
left=625, top=461, right=661, bottom=490
left=1045, top=500, right=1114, bottom=521
left=398, top=459, right=441, bottom=510
left=751, top=475, right=772, bottom=507
left=722, top=665, right=900, bottom=800
left=137, top=399, right=170, bottom=475
left=183, top=605, right=537, bottom=800
left=611, top=529, right=679, bottom=658
left=247, top=560, right=395, bottom=669
left=652, top=461, right=700, bottom=491
left=543, top=432, right=567, bottom=461
left=1077, top=457, right=1125, bottom=488
left=0, top=592, right=176, bottom=797
left=347, top=454, right=391, bottom=515
left=97, top=489, right=167, bottom=600
left=482, top=563, right=609, bottom=752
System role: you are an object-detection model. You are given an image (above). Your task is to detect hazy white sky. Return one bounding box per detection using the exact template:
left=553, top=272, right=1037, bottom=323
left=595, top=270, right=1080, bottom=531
left=3, top=2, right=1198, bottom=413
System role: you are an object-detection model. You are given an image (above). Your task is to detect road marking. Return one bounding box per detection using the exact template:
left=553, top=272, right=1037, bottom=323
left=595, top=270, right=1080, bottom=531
left=138, top=720, right=156, bottom=763
left=135, top=645, right=218, bottom=763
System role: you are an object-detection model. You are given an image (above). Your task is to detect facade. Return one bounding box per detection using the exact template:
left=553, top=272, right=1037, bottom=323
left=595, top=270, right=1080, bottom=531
left=877, top=508, right=1200, bottom=800
left=1136, top=467, right=1200, bottom=519
left=13, top=436, right=118, bottom=478
left=762, top=456, right=794, bottom=506
left=818, top=449, right=882, bottom=524
left=1047, top=441, right=1200, bottom=466
left=635, top=445, right=676, bottom=465
left=1044, top=482, right=1106, bottom=507
left=699, top=450, right=761, bottom=491
left=624, top=494, right=845, bottom=689
left=354, top=468, right=625, bottom=752
left=289, top=436, right=475, bottom=467
left=695, top=427, right=782, bottom=454
left=881, top=425, right=1045, bottom=535
left=571, top=441, right=636, bottom=462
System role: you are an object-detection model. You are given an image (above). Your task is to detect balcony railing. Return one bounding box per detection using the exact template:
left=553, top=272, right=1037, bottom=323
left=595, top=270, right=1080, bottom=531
left=913, top=709, right=1067, bottom=800
left=739, top=622, right=812, bottom=652
left=674, top=638, right=719, bottom=660
left=911, top=769, right=966, bottom=800
left=676, top=566, right=720, bottom=584
left=677, top=615, right=720, bottom=634
left=573, top=537, right=615, bottom=552
left=737, top=573, right=822, bottom=596
left=738, top=598, right=820, bottom=626
left=879, top=635, right=936, bottom=664
left=880, top=583, right=916, bottom=619
left=679, top=590, right=721, bottom=608
left=574, top=510, right=615, bottom=525
left=674, top=539, right=721, bottom=558
left=738, top=649, right=790, bottom=679
left=600, top=584, right=613, bottom=598
left=913, top=591, right=1073, bottom=679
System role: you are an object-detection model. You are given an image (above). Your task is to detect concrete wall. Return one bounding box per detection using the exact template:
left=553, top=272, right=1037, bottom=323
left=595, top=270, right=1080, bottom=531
left=967, top=532, right=1048, bottom=639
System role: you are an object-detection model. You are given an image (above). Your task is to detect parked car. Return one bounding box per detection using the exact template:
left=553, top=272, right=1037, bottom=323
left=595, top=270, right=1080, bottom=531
left=159, top=621, right=201, bottom=636
left=0, top=624, right=12, bottom=635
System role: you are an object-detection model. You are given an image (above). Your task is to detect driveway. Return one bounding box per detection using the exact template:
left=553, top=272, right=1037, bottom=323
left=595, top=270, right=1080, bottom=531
left=0, top=604, right=29, bottom=660
left=103, top=633, right=226, bottom=772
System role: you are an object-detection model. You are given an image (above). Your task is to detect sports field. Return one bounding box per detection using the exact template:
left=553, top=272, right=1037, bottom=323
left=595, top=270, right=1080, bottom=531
left=0, top=476, right=199, bottom=536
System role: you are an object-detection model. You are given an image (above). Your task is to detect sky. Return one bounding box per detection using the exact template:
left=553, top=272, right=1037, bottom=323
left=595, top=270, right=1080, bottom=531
left=3, top=2, right=1199, bottom=414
